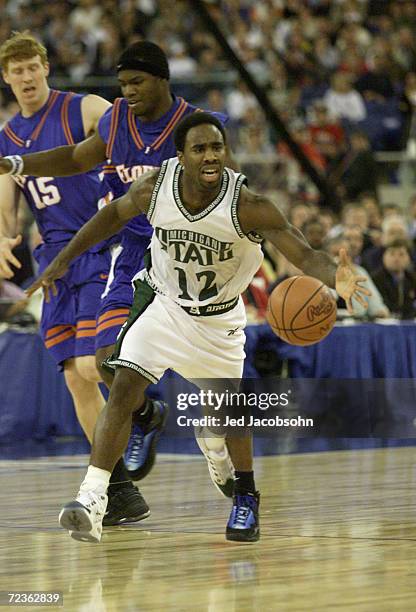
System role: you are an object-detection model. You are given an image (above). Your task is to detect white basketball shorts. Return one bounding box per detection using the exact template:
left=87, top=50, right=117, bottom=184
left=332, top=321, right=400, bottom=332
left=105, top=283, right=247, bottom=383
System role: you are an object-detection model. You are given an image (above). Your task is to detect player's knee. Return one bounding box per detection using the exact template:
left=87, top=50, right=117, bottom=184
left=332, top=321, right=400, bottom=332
left=95, top=345, right=115, bottom=388
left=63, top=360, right=87, bottom=395
left=75, top=355, right=102, bottom=383
left=108, top=367, right=148, bottom=415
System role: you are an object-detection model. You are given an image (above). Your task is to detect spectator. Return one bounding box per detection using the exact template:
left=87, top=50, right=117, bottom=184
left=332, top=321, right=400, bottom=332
left=343, top=225, right=365, bottom=265
left=313, top=36, right=340, bottom=75
left=205, top=89, right=228, bottom=115
left=325, top=235, right=389, bottom=319
left=330, top=131, right=378, bottom=201
left=324, top=71, right=366, bottom=123
left=381, top=202, right=402, bottom=218
left=355, top=54, right=396, bottom=103
left=307, top=99, right=346, bottom=169
left=342, top=201, right=370, bottom=233
left=359, top=192, right=382, bottom=229
left=168, top=42, right=197, bottom=79
left=288, top=202, right=313, bottom=230
left=69, top=0, right=103, bottom=37
left=400, top=71, right=416, bottom=144
left=301, top=217, right=327, bottom=250
left=283, top=118, right=327, bottom=172
left=318, top=207, right=339, bottom=235
left=371, top=239, right=416, bottom=319
left=393, top=26, right=416, bottom=74
left=362, top=214, right=413, bottom=272
left=328, top=201, right=376, bottom=253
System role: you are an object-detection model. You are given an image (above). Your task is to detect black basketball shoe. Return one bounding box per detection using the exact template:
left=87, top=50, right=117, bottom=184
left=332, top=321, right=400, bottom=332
left=103, top=485, right=150, bottom=527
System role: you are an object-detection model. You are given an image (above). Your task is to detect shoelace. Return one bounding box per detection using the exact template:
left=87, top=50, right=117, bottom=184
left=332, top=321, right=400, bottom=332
left=233, top=496, right=257, bottom=526
left=207, top=456, right=225, bottom=483
left=126, top=425, right=144, bottom=460
left=78, top=490, right=106, bottom=514
left=234, top=505, right=251, bottom=527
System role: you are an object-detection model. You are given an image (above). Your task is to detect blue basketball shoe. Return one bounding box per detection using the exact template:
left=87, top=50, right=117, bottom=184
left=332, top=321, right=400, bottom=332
left=226, top=492, right=260, bottom=542
left=124, top=400, right=169, bottom=480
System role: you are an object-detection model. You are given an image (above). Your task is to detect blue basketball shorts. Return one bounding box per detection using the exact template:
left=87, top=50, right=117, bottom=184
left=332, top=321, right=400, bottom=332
left=34, top=243, right=111, bottom=370
left=95, top=232, right=151, bottom=350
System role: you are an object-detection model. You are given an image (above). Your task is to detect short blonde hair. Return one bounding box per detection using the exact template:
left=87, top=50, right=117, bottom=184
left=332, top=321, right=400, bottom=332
left=0, top=31, right=48, bottom=72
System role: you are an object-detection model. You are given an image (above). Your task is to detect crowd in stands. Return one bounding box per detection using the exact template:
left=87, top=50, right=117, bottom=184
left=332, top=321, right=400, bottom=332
left=245, top=193, right=416, bottom=322
left=0, top=0, right=415, bottom=322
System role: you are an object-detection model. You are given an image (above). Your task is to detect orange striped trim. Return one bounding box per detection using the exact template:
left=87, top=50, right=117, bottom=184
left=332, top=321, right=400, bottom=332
left=152, top=98, right=188, bottom=150
left=45, top=324, right=74, bottom=339
left=76, top=329, right=96, bottom=338
left=31, top=90, right=60, bottom=141
left=127, top=107, right=144, bottom=149
left=106, top=98, right=122, bottom=159
left=96, top=316, right=128, bottom=334
left=103, top=164, right=116, bottom=170
left=77, top=320, right=96, bottom=329
left=61, top=92, right=75, bottom=145
left=4, top=124, right=24, bottom=147
left=97, top=308, right=130, bottom=325
left=45, top=328, right=75, bottom=349
left=103, top=167, right=118, bottom=174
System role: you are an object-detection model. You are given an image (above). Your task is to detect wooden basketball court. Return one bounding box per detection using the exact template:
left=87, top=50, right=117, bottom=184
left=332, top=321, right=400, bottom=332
left=1, top=447, right=416, bottom=610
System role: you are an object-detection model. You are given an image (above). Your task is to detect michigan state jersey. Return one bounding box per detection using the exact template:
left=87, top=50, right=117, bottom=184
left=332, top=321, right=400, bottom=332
left=0, top=89, right=110, bottom=251
left=137, top=158, right=263, bottom=309
left=97, top=95, right=227, bottom=239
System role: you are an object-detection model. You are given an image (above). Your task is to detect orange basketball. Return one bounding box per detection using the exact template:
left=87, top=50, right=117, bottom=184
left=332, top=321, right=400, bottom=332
left=266, top=275, right=337, bottom=346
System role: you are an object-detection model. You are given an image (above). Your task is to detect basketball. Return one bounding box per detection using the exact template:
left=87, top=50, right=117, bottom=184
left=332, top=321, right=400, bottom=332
left=266, top=275, right=337, bottom=346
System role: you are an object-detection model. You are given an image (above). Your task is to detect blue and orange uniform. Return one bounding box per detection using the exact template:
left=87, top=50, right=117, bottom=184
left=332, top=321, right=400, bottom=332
left=96, top=94, right=227, bottom=348
left=0, top=89, right=112, bottom=368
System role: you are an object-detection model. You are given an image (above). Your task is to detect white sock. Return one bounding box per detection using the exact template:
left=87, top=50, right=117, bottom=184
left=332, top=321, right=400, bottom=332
left=80, top=465, right=111, bottom=493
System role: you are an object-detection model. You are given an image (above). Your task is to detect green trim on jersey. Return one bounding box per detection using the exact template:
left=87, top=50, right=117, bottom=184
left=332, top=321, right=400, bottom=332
left=230, top=174, right=264, bottom=244
left=172, top=163, right=230, bottom=222
left=147, top=160, right=169, bottom=223
left=102, top=279, right=156, bottom=380
left=230, top=173, right=247, bottom=239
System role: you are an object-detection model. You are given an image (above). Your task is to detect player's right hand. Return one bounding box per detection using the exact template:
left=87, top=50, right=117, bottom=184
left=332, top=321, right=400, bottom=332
left=0, top=235, right=22, bottom=278
left=0, top=157, right=13, bottom=175
left=26, top=256, right=69, bottom=302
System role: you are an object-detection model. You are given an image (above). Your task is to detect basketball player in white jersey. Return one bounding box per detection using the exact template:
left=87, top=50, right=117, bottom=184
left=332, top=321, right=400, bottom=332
left=27, top=113, right=370, bottom=543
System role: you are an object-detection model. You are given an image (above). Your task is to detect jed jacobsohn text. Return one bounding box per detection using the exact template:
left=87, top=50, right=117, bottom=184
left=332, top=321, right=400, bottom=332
left=177, top=415, right=314, bottom=428
left=176, top=390, right=291, bottom=411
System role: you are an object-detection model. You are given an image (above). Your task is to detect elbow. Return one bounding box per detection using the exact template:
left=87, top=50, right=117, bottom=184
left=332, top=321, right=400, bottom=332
left=298, top=246, right=316, bottom=273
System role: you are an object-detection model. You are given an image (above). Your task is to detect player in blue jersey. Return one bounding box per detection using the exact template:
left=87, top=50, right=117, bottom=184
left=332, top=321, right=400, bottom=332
left=0, top=41, right=237, bottom=501
left=0, top=32, right=149, bottom=526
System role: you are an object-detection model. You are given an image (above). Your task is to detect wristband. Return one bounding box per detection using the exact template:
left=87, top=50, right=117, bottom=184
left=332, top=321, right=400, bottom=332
left=3, top=155, right=24, bottom=175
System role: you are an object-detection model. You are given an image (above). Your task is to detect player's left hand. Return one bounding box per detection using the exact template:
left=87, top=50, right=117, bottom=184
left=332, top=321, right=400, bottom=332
left=335, top=248, right=371, bottom=314
left=26, top=257, right=69, bottom=302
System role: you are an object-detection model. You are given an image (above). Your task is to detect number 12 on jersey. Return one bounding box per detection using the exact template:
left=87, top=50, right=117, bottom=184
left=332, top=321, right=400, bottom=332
left=175, top=267, right=218, bottom=301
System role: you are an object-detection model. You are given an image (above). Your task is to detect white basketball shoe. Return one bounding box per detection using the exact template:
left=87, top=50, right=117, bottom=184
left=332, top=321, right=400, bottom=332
left=195, top=426, right=235, bottom=498
left=59, top=485, right=108, bottom=543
